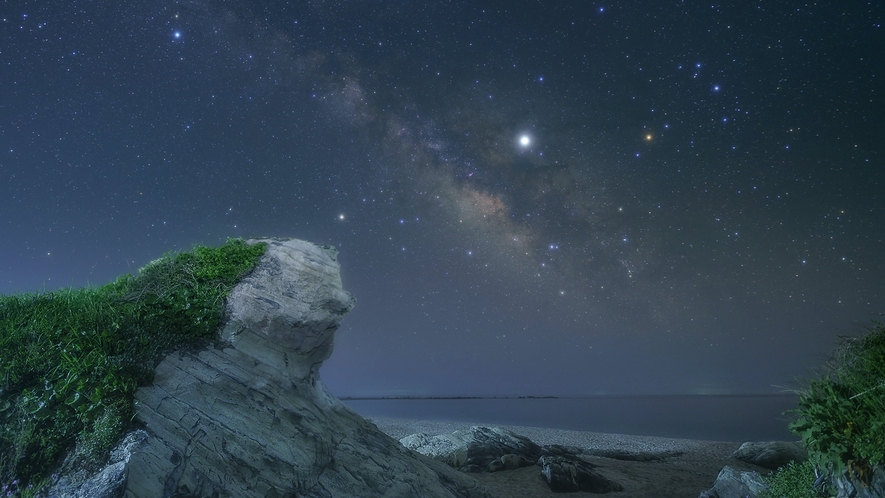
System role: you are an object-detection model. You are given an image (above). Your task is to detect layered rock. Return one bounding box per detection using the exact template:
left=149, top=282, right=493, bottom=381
left=50, top=238, right=489, bottom=498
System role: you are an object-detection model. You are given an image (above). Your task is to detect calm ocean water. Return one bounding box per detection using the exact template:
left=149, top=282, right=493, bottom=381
left=342, top=395, right=800, bottom=442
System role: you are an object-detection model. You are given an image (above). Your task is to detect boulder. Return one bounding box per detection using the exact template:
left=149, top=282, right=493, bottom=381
left=538, top=455, right=623, bottom=493
left=731, top=441, right=807, bottom=470
left=48, top=238, right=490, bottom=498
left=401, top=426, right=541, bottom=472
left=698, top=465, right=768, bottom=498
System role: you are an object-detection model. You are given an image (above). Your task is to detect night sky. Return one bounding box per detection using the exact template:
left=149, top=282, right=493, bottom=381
left=2, top=1, right=883, bottom=397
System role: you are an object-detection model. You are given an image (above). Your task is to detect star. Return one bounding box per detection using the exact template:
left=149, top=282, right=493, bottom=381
left=519, top=135, right=531, bottom=147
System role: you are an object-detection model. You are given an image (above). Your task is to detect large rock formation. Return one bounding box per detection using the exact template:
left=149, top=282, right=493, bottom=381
left=50, top=238, right=490, bottom=498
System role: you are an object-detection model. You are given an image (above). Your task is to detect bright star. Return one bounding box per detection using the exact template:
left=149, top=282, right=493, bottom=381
left=519, top=135, right=531, bottom=147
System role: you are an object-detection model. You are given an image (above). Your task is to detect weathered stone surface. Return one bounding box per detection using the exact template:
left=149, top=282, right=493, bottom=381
left=48, top=430, right=147, bottom=498
left=698, top=465, right=768, bottom=498
left=52, top=238, right=490, bottom=498
left=538, top=455, right=623, bottom=493
left=833, top=464, right=885, bottom=498
left=731, top=441, right=807, bottom=470
left=401, top=426, right=542, bottom=472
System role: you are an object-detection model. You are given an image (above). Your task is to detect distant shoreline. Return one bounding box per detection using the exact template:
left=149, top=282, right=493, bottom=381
left=339, top=393, right=798, bottom=401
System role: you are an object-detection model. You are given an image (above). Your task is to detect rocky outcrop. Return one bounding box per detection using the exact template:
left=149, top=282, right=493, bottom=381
left=731, top=441, right=807, bottom=470
left=538, top=455, right=623, bottom=493
left=402, top=426, right=625, bottom=493
left=400, top=426, right=542, bottom=473
left=49, top=238, right=490, bottom=498
left=698, top=465, right=768, bottom=498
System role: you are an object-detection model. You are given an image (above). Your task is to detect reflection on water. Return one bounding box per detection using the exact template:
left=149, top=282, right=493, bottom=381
left=342, top=395, right=800, bottom=442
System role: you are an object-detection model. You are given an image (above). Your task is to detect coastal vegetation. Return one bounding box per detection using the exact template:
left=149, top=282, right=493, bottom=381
left=1, top=236, right=881, bottom=497
left=0, top=239, right=266, bottom=495
left=761, top=459, right=821, bottom=498
left=764, top=322, right=885, bottom=497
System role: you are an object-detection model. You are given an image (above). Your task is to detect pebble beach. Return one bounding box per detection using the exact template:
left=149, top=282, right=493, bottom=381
left=368, top=417, right=772, bottom=498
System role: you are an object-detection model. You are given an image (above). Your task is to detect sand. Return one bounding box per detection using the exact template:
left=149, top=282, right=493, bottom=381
left=368, top=417, right=773, bottom=498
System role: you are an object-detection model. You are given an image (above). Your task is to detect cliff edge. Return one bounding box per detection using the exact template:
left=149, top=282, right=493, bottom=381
left=51, top=238, right=489, bottom=498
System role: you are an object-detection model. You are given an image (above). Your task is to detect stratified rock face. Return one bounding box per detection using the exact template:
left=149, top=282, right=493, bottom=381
left=120, top=238, right=490, bottom=498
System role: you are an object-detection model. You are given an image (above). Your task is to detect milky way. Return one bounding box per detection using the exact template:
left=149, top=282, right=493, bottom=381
left=2, top=0, right=883, bottom=395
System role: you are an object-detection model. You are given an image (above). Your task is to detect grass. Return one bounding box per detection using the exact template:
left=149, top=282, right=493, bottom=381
left=0, top=238, right=267, bottom=493
left=789, top=323, right=885, bottom=475
left=760, top=460, right=825, bottom=498
left=764, top=322, right=885, bottom=497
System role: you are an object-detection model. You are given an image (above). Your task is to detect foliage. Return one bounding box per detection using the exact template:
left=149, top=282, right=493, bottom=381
left=760, top=460, right=830, bottom=498
left=0, top=238, right=266, bottom=494
left=788, top=322, right=885, bottom=481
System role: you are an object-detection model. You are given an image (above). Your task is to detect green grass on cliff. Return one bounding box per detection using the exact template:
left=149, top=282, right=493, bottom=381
left=789, top=322, right=885, bottom=477
left=0, top=238, right=267, bottom=494
left=763, top=322, right=885, bottom=497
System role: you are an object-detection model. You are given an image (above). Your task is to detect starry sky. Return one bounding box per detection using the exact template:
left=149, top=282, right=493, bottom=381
left=2, top=0, right=883, bottom=397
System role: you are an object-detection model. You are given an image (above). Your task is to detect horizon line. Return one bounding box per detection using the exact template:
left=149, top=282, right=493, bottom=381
left=339, top=393, right=799, bottom=400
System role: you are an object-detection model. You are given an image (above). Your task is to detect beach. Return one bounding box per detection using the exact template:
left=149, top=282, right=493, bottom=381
left=369, top=417, right=775, bottom=498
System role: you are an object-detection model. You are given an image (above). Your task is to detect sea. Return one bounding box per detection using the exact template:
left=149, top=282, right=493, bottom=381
left=342, top=395, right=801, bottom=442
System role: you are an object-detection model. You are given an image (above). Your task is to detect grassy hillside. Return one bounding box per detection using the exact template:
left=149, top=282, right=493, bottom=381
left=0, top=239, right=267, bottom=495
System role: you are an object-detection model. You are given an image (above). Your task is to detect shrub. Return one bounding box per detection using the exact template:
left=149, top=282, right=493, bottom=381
left=0, top=238, right=266, bottom=493
left=788, top=322, right=885, bottom=483
left=760, top=460, right=828, bottom=498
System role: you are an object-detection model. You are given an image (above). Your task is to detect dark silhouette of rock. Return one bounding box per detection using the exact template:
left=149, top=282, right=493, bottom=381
left=731, top=441, right=807, bottom=470
left=48, top=238, right=490, bottom=498
left=538, top=455, right=623, bottom=493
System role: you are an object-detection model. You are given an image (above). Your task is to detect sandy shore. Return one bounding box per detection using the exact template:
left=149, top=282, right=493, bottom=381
left=368, top=417, right=774, bottom=498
